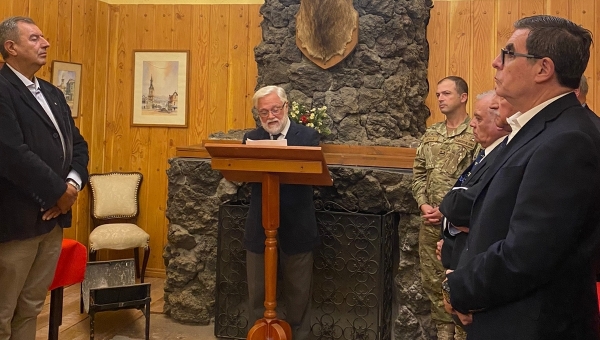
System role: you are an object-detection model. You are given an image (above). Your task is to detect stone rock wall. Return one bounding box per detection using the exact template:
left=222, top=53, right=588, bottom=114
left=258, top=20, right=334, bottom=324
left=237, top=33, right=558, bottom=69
left=253, top=0, right=433, bottom=146
left=163, top=0, right=437, bottom=338
left=164, top=158, right=435, bottom=339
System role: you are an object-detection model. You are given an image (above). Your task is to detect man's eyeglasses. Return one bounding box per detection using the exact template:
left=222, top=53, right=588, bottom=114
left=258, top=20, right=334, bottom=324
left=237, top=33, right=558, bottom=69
left=258, top=102, right=287, bottom=118
left=500, top=48, right=544, bottom=65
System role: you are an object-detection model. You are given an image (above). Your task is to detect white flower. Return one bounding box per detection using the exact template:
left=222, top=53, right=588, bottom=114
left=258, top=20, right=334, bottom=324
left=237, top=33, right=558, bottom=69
left=310, top=113, right=315, bottom=119
left=307, top=123, right=314, bottom=127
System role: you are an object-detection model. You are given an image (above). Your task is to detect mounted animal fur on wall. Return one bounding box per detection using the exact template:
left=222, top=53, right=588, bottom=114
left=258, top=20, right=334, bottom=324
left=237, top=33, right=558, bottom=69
left=296, top=0, right=359, bottom=69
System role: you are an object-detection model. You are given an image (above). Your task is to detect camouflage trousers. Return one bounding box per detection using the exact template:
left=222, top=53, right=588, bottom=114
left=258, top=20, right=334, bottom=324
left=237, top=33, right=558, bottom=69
left=419, top=223, right=453, bottom=324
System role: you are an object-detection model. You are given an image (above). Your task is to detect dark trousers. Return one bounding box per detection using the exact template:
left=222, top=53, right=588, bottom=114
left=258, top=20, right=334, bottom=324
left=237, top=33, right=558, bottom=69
left=246, top=250, right=313, bottom=340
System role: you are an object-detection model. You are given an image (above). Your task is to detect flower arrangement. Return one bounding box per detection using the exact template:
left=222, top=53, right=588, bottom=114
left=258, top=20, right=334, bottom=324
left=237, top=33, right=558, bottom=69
left=288, top=101, right=331, bottom=135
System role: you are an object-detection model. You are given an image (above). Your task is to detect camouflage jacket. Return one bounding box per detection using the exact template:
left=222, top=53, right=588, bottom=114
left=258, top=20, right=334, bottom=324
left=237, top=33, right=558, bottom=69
left=412, top=116, right=478, bottom=208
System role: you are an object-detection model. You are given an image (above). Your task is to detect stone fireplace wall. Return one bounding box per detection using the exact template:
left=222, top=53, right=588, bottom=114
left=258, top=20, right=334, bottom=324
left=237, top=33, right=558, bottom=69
left=165, top=160, right=435, bottom=339
left=164, top=0, right=437, bottom=338
left=255, top=0, right=432, bottom=146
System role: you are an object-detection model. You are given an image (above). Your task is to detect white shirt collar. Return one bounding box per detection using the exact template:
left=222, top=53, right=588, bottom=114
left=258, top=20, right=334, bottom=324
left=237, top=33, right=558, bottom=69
left=484, top=136, right=506, bottom=157
left=507, top=92, right=570, bottom=143
left=6, top=63, right=39, bottom=91
left=279, top=116, right=291, bottom=138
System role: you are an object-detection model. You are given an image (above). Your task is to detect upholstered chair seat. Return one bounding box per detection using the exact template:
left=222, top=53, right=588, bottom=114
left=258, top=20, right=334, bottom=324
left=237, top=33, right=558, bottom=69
left=89, top=223, right=149, bottom=251
left=88, top=172, right=149, bottom=282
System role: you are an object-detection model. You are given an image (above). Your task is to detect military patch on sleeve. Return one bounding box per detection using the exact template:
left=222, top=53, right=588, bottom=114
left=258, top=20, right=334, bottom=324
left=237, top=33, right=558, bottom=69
left=453, top=135, right=477, bottom=150
left=422, top=135, right=440, bottom=144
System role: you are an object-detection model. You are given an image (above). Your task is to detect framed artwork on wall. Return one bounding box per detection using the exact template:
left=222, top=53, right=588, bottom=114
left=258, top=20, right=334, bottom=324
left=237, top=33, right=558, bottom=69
left=132, top=50, right=189, bottom=127
left=51, top=61, right=82, bottom=118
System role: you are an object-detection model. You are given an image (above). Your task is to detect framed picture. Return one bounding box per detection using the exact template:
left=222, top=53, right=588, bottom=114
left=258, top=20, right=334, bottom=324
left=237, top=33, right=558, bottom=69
left=132, top=50, right=189, bottom=127
left=51, top=61, right=82, bottom=118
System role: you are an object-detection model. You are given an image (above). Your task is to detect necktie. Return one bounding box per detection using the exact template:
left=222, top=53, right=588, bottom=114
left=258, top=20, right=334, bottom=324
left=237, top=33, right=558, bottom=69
left=472, top=149, right=485, bottom=168
left=271, top=133, right=282, bottom=140
left=457, top=149, right=485, bottom=185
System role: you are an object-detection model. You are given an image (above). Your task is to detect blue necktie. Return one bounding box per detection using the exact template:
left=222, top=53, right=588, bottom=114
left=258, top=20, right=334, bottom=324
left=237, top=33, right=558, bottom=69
left=499, top=136, right=508, bottom=148
left=457, top=150, right=485, bottom=185
left=471, top=149, right=486, bottom=170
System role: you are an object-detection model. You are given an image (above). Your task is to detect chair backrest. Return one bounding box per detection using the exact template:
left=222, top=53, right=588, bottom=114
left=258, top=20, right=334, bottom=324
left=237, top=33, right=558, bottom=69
left=89, top=172, right=143, bottom=221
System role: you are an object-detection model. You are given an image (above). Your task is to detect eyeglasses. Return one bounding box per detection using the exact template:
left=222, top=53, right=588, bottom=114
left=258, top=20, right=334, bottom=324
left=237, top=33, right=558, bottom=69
left=257, top=102, right=287, bottom=118
left=500, top=48, right=544, bottom=66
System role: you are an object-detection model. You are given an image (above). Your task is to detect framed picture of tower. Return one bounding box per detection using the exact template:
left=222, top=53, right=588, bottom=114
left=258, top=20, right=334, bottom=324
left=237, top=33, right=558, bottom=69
left=51, top=61, right=82, bottom=118
left=132, top=50, right=189, bottom=127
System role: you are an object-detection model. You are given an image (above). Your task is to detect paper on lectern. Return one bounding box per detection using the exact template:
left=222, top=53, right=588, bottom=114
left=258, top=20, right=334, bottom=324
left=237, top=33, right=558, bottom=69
left=246, top=139, right=288, bottom=146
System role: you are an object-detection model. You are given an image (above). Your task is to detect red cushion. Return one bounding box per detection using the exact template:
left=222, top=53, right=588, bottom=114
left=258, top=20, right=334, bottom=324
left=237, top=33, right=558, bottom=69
left=597, top=282, right=600, bottom=312
left=49, top=239, right=87, bottom=290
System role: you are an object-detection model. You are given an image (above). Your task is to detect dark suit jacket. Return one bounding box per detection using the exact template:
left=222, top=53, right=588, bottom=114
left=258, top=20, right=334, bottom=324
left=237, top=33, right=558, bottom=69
left=584, top=104, right=600, bottom=132
left=584, top=105, right=600, bottom=283
left=439, top=142, right=504, bottom=269
left=447, top=93, right=600, bottom=340
left=242, top=120, right=320, bottom=255
left=0, top=65, right=89, bottom=243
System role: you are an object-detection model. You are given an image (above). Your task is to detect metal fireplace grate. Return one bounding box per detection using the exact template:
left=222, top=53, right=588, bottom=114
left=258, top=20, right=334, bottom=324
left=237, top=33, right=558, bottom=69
left=215, top=204, right=398, bottom=340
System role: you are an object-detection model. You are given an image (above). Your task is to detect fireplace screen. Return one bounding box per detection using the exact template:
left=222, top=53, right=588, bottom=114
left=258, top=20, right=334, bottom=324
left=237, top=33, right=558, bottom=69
left=215, top=204, right=398, bottom=340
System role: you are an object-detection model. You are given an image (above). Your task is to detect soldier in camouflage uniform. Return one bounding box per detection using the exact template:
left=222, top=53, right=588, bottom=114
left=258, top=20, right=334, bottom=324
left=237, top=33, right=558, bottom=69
left=412, top=76, right=477, bottom=340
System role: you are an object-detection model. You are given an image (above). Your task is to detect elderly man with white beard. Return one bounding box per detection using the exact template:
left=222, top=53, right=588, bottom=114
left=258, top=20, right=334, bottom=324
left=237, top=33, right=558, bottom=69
left=242, top=85, right=320, bottom=339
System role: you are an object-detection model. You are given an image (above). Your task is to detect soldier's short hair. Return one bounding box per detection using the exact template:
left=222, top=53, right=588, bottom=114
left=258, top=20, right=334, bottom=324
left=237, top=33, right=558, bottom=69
left=438, top=76, right=469, bottom=96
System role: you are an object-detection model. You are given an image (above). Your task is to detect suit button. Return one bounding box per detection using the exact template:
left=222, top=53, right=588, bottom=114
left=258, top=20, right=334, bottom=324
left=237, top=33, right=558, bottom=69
left=53, top=133, right=59, bottom=138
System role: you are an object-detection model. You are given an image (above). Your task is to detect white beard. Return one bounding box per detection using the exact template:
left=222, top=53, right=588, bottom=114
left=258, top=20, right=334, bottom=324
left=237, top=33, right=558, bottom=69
left=261, top=114, right=289, bottom=135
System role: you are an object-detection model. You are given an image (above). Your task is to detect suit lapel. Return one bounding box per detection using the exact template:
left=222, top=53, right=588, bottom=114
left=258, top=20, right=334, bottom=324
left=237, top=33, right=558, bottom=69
left=39, top=81, right=68, bottom=134
left=0, top=66, right=57, bottom=130
left=285, top=121, right=301, bottom=146
left=258, top=127, right=270, bottom=140
left=463, top=157, right=489, bottom=186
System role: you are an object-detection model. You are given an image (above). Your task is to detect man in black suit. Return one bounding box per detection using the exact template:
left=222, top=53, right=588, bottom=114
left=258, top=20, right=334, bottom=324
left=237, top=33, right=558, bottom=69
left=438, top=91, right=511, bottom=271
left=576, top=76, right=600, bottom=283
left=444, top=15, right=600, bottom=339
left=0, top=16, right=89, bottom=339
left=242, top=85, right=319, bottom=339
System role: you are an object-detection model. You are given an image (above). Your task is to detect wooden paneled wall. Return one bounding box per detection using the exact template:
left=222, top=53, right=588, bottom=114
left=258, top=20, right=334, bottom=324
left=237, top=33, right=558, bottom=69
left=0, top=0, right=262, bottom=277
left=426, top=0, right=598, bottom=124
left=0, top=0, right=597, bottom=276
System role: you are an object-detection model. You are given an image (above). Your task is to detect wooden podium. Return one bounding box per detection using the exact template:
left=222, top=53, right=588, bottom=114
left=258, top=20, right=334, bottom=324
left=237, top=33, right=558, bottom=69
left=205, top=143, right=333, bottom=340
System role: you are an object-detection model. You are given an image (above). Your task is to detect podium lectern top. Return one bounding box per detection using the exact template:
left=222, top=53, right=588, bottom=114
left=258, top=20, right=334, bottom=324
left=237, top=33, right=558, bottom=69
left=205, top=143, right=333, bottom=186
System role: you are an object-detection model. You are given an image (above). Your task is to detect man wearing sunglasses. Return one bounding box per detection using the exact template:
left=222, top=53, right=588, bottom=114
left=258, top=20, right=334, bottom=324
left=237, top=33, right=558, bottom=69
left=444, top=15, right=600, bottom=339
left=242, top=85, right=320, bottom=339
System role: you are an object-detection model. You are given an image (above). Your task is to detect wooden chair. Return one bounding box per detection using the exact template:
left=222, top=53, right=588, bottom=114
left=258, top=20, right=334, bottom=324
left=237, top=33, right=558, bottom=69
left=88, top=172, right=150, bottom=282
